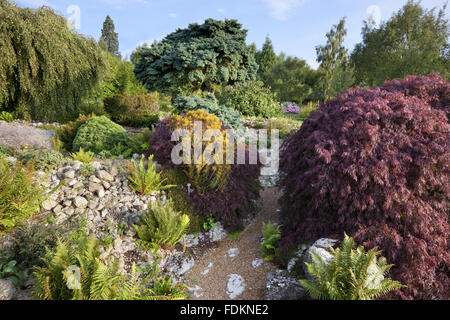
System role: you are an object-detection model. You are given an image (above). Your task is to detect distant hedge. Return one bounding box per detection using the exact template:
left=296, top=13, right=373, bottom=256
left=104, top=93, right=160, bottom=127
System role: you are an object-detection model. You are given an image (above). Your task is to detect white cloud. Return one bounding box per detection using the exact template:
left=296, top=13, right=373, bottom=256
left=262, top=0, right=307, bottom=20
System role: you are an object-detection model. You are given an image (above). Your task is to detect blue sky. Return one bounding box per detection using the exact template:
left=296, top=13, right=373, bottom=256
left=15, top=0, right=449, bottom=69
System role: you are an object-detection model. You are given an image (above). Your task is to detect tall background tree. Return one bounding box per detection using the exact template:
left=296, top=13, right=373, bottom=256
left=264, top=55, right=319, bottom=103
left=100, top=15, right=121, bottom=58
left=133, top=19, right=258, bottom=97
left=351, top=1, right=449, bottom=86
left=316, top=17, right=354, bottom=99
left=0, top=1, right=105, bottom=121
left=256, top=36, right=277, bottom=81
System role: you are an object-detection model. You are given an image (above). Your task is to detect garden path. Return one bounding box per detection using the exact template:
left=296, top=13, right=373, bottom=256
left=184, top=187, right=282, bottom=300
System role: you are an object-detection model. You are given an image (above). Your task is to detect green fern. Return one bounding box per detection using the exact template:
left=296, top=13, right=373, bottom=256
left=32, top=233, right=183, bottom=300
left=133, top=200, right=190, bottom=250
left=127, top=154, right=176, bottom=195
left=261, top=222, right=281, bottom=261
left=299, top=234, right=406, bottom=300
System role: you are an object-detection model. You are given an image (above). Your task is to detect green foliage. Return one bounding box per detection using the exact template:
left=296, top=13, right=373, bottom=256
left=128, top=129, right=151, bottom=155
left=17, top=150, right=65, bottom=172
left=261, top=222, right=281, bottom=262
left=93, top=53, right=147, bottom=101
left=0, top=259, right=26, bottom=286
left=264, top=55, right=319, bottom=104
left=32, top=233, right=172, bottom=300
left=0, top=2, right=106, bottom=121
left=70, top=148, right=95, bottom=164
left=173, top=94, right=243, bottom=129
left=0, top=145, right=14, bottom=158
left=351, top=1, right=449, bottom=86
left=299, top=234, right=405, bottom=300
left=316, top=17, right=353, bottom=100
left=127, top=155, right=175, bottom=195
left=133, top=200, right=190, bottom=249
left=104, top=93, right=160, bottom=127
left=202, top=217, right=215, bottom=232
left=256, top=36, right=277, bottom=81
left=3, top=217, right=77, bottom=268
left=0, top=159, right=46, bottom=233
left=134, top=19, right=258, bottom=97
left=150, top=276, right=186, bottom=299
left=218, top=81, right=281, bottom=118
left=0, top=111, right=14, bottom=122
left=100, top=15, right=120, bottom=58
left=80, top=164, right=95, bottom=178
left=72, top=116, right=130, bottom=156
left=56, top=114, right=96, bottom=153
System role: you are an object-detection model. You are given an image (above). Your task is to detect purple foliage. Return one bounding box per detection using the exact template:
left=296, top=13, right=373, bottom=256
left=279, top=73, right=450, bottom=300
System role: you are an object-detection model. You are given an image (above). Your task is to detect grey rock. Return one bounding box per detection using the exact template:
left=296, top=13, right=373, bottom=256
left=5, top=156, right=17, bottom=164
left=64, top=170, right=76, bottom=179
left=88, top=182, right=103, bottom=193
left=73, top=196, right=88, bottom=209
left=182, top=234, right=199, bottom=248
left=42, top=199, right=57, bottom=211
left=210, top=222, right=228, bottom=242
left=88, top=200, right=98, bottom=210
left=0, top=279, right=15, bottom=300
left=52, top=205, right=63, bottom=214
left=96, top=189, right=105, bottom=198
left=265, top=270, right=306, bottom=300
left=96, top=170, right=114, bottom=182
left=165, top=252, right=195, bottom=276
left=303, top=238, right=339, bottom=281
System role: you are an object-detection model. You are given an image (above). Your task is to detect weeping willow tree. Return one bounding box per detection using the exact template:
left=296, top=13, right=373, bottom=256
left=0, top=1, right=106, bottom=121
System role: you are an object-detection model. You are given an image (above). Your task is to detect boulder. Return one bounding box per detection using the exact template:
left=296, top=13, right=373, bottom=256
left=165, top=252, right=195, bottom=276
left=0, top=279, right=15, bottom=300
left=210, top=222, right=228, bottom=242
left=73, top=196, right=88, bottom=209
left=303, top=238, right=339, bottom=281
left=265, top=270, right=306, bottom=300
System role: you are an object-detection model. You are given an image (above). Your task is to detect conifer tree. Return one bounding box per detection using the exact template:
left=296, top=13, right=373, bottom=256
left=100, top=15, right=120, bottom=58
left=257, top=36, right=277, bottom=81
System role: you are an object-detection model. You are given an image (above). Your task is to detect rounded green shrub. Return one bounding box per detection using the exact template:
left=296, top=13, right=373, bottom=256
left=72, top=116, right=130, bottom=156
left=218, top=81, right=282, bottom=118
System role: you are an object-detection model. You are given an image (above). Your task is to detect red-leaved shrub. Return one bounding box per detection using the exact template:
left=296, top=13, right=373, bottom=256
left=279, top=73, right=449, bottom=299
left=146, top=114, right=261, bottom=230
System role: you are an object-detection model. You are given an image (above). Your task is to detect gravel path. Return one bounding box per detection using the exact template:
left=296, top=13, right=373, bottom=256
left=184, top=187, right=282, bottom=300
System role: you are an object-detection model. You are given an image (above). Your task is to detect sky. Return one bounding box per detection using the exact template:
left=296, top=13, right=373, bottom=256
left=15, top=0, right=449, bottom=69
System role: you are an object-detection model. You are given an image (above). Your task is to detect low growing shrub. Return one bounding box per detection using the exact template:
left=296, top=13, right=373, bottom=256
left=218, top=81, right=282, bottom=118
left=300, top=234, right=405, bottom=300
left=72, top=116, right=130, bottom=156
left=17, top=150, right=65, bottom=172
left=173, top=94, right=243, bottom=130
left=56, top=114, right=96, bottom=152
left=0, top=111, right=14, bottom=123
left=279, top=73, right=450, bottom=299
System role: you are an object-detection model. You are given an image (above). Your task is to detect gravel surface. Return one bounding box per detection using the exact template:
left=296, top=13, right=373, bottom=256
left=0, top=121, right=55, bottom=150
left=184, top=187, right=282, bottom=300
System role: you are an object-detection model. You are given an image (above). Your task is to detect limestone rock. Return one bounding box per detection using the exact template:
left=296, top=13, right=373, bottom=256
left=265, top=270, right=306, bottom=300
